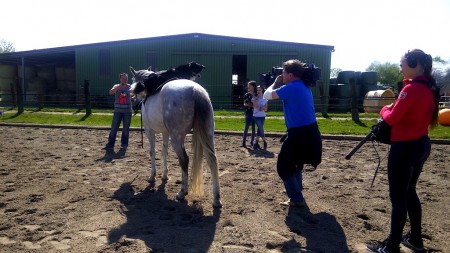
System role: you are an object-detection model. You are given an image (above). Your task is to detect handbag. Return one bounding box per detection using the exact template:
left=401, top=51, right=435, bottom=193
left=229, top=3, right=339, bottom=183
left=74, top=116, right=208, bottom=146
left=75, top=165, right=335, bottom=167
left=370, top=119, right=391, bottom=144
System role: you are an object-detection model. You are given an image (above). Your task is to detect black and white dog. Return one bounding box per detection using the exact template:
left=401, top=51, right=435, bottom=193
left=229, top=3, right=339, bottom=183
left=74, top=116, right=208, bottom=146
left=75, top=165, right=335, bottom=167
left=132, top=61, right=206, bottom=97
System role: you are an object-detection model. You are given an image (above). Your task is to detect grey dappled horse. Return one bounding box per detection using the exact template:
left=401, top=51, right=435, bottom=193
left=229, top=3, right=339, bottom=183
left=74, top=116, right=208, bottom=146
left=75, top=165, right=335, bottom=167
left=130, top=67, right=222, bottom=208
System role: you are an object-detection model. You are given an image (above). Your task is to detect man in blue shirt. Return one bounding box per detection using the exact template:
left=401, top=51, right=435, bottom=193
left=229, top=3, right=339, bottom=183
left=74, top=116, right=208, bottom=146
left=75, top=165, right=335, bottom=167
left=264, top=59, right=322, bottom=207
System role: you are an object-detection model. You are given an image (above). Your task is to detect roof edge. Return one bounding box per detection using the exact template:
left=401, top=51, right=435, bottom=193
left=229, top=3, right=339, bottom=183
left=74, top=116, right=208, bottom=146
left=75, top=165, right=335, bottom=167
left=1, top=33, right=334, bottom=58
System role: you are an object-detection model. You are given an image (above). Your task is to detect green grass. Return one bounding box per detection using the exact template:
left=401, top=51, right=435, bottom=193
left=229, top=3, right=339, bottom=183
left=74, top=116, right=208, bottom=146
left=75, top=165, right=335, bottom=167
left=0, top=107, right=449, bottom=139
left=214, top=116, right=449, bottom=138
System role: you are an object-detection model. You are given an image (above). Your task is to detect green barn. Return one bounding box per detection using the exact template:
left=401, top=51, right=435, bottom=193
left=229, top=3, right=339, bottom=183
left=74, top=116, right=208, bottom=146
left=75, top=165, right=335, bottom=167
left=0, top=33, right=334, bottom=110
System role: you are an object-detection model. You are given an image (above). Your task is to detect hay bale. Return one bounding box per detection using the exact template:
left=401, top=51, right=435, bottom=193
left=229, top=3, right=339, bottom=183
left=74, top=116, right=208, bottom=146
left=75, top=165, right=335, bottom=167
left=18, top=65, right=37, bottom=80
left=363, top=89, right=395, bottom=113
left=37, top=65, right=56, bottom=84
left=337, top=71, right=355, bottom=84
left=360, top=71, right=378, bottom=85
left=0, top=64, right=17, bottom=79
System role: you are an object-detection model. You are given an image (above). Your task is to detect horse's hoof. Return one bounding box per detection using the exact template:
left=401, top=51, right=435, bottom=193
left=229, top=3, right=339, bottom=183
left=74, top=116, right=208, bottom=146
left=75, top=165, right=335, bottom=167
left=176, top=192, right=186, bottom=200
left=213, top=200, right=223, bottom=209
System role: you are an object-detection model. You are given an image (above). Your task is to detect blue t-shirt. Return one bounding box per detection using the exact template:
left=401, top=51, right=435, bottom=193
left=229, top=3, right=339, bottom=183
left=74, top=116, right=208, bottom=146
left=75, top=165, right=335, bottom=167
left=276, top=80, right=316, bottom=129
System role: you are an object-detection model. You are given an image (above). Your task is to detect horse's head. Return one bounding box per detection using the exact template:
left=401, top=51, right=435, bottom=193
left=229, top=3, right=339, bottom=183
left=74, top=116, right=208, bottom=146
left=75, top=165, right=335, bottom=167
left=129, top=66, right=155, bottom=98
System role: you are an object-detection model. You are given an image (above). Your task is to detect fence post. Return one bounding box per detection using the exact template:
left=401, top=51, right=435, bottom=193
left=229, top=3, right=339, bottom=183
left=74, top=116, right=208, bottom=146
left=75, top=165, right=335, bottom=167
left=349, top=78, right=359, bottom=122
left=84, top=80, right=91, bottom=116
left=10, top=82, right=17, bottom=108
left=318, top=80, right=329, bottom=117
left=16, top=80, right=24, bottom=114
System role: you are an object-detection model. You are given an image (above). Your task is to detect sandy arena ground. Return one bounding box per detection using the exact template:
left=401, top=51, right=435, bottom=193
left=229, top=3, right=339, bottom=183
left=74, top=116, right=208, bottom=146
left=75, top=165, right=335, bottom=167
left=0, top=125, right=448, bottom=253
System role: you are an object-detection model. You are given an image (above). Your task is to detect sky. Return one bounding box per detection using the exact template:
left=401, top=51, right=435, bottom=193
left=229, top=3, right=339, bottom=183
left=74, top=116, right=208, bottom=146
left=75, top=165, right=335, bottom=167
left=2, top=0, right=449, bottom=72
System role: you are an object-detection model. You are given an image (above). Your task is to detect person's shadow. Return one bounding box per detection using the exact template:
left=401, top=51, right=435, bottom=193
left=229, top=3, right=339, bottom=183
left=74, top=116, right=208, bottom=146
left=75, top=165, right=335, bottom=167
left=284, top=205, right=350, bottom=252
left=96, top=149, right=127, bottom=163
left=247, top=147, right=275, bottom=158
left=107, top=180, right=220, bottom=252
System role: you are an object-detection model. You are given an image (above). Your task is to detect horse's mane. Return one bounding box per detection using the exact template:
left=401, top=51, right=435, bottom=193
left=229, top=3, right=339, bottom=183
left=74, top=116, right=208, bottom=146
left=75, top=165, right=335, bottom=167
left=143, top=61, right=206, bottom=96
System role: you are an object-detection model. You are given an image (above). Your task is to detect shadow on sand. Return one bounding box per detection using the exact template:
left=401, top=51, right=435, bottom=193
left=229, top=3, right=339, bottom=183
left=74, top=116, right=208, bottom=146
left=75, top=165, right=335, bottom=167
left=284, top=205, right=350, bottom=252
left=107, top=181, right=220, bottom=252
left=245, top=146, right=275, bottom=158
left=96, top=149, right=127, bottom=163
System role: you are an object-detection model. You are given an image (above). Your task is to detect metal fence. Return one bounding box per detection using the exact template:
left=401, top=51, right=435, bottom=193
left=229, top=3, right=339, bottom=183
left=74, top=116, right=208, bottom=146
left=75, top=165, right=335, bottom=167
left=1, top=91, right=448, bottom=113
left=0, top=92, right=370, bottom=113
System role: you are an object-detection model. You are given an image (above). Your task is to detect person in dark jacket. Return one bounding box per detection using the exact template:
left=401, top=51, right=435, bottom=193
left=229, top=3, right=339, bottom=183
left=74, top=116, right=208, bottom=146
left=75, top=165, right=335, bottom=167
left=366, top=49, right=440, bottom=253
left=241, top=81, right=256, bottom=147
left=264, top=59, right=322, bottom=207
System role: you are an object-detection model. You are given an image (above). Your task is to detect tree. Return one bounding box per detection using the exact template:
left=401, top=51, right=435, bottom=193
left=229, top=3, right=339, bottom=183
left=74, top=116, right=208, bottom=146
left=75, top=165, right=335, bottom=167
left=0, top=39, right=15, bottom=53
left=433, top=56, right=447, bottom=64
left=366, top=62, right=403, bottom=86
left=330, top=68, right=342, bottom=78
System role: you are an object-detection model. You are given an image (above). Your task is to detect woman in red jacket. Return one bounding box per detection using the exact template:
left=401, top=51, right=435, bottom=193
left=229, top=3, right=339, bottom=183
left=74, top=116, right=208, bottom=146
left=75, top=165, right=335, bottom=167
left=367, top=49, right=440, bottom=253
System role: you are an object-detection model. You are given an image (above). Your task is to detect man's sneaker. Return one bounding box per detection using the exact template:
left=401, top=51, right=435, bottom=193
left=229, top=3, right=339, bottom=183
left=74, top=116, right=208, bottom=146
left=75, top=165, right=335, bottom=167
left=401, top=232, right=425, bottom=253
left=263, top=140, right=267, bottom=150
left=253, top=142, right=260, bottom=150
left=366, top=238, right=400, bottom=253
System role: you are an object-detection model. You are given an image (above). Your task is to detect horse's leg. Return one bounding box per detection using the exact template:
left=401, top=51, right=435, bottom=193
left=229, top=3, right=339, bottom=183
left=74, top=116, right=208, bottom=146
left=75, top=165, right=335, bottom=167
left=161, top=133, right=169, bottom=181
left=146, top=129, right=157, bottom=182
left=170, top=136, right=189, bottom=201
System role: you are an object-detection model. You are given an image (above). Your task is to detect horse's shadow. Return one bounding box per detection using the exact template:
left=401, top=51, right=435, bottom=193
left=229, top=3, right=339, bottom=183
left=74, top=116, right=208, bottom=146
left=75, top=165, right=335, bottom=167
left=108, top=180, right=220, bottom=252
left=284, top=206, right=350, bottom=252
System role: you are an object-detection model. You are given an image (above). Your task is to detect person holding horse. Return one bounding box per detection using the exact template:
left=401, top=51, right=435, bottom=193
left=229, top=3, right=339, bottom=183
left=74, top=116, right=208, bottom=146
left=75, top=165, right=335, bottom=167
left=241, top=80, right=256, bottom=147
left=263, top=59, right=322, bottom=207
left=252, top=85, right=268, bottom=150
left=366, top=49, right=440, bottom=253
left=103, top=73, right=133, bottom=153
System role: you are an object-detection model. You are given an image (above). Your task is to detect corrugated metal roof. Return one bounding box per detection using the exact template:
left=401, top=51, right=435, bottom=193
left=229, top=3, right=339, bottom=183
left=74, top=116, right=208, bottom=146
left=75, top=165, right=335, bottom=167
left=0, top=33, right=334, bottom=65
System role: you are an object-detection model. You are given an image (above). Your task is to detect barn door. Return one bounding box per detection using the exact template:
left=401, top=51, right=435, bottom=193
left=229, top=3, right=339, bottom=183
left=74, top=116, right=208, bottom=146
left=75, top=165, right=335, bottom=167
left=232, top=55, right=247, bottom=109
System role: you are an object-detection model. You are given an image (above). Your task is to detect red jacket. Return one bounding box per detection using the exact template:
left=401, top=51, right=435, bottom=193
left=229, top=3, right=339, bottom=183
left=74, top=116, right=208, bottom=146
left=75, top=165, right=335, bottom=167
left=380, top=76, right=435, bottom=142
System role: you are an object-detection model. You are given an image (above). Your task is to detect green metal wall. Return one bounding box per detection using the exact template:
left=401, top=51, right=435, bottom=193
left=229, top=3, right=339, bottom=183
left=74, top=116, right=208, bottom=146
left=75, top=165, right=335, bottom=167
left=74, top=34, right=333, bottom=109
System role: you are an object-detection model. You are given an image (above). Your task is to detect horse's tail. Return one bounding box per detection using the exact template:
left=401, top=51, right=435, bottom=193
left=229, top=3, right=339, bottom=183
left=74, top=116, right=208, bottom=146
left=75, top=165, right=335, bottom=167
left=189, top=86, right=218, bottom=196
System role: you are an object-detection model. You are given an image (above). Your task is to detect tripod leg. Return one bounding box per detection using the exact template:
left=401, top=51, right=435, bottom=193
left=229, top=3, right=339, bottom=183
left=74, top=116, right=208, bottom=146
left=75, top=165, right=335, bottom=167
left=370, top=167, right=379, bottom=187
left=345, top=132, right=372, bottom=160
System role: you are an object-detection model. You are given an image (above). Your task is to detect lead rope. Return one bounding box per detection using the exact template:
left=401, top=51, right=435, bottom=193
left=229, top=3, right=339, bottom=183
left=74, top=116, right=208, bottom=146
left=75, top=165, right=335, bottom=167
left=134, top=99, right=144, bottom=149
left=370, top=141, right=390, bottom=187
left=140, top=110, right=144, bottom=148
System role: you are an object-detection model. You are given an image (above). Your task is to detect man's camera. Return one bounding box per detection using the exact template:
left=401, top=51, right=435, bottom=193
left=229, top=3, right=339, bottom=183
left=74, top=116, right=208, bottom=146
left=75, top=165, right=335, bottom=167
left=302, top=64, right=321, bottom=87
left=272, top=67, right=283, bottom=76
left=260, top=64, right=321, bottom=87
left=259, top=67, right=281, bottom=87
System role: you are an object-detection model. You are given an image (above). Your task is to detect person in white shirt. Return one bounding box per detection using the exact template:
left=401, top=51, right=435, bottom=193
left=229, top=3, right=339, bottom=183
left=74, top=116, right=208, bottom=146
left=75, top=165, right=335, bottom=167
left=252, top=85, right=268, bottom=150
